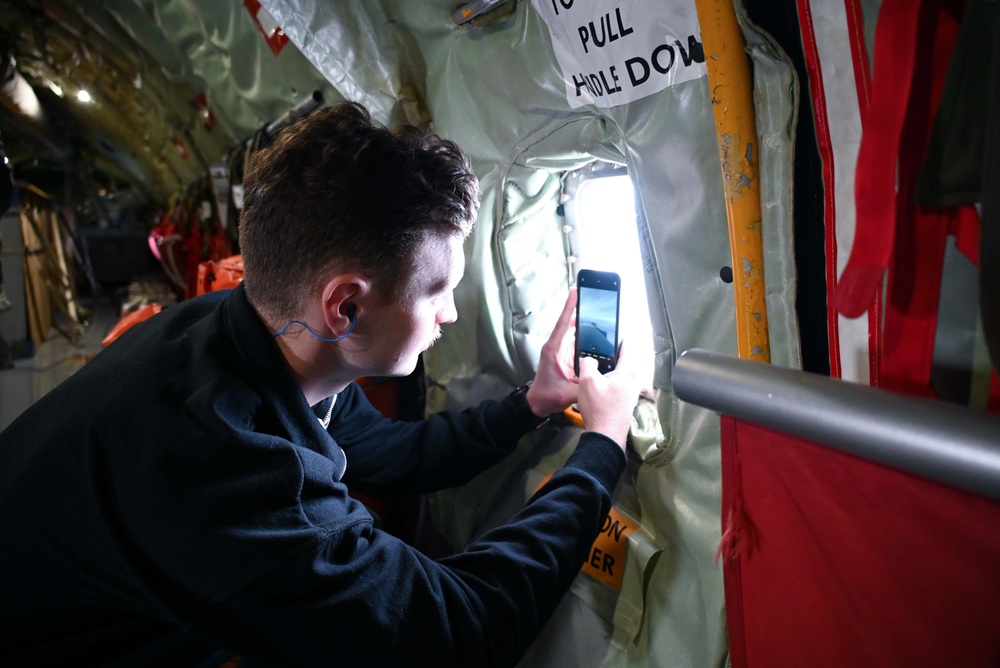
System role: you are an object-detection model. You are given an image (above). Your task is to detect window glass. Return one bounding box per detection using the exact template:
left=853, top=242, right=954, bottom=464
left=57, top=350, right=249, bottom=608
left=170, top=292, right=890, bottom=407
left=574, top=173, right=654, bottom=388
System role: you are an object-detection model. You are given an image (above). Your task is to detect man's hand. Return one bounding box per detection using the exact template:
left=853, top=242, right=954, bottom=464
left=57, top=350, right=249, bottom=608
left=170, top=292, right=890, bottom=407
left=576, top=341, right=641, bottom=450
left=525, top=289, right=580, bottom=417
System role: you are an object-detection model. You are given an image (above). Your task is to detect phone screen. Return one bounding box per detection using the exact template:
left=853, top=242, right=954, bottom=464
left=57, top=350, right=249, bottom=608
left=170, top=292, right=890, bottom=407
left=575, top=269, right=621, bottom=375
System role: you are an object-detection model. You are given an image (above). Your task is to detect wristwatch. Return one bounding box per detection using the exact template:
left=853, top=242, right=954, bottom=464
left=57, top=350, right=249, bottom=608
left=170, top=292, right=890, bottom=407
left=510, top=380, right=548, bottom=428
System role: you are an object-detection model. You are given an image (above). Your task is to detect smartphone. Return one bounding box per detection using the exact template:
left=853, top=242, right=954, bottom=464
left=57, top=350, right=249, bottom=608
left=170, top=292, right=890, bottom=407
left=574, top=269, right=621, bottom=375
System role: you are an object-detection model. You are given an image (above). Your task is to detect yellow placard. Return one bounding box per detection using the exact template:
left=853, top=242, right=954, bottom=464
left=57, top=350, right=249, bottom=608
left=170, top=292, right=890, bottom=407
left=581, top=505, right=636, bottom=589
left=537, top=474, right=635, bottom=590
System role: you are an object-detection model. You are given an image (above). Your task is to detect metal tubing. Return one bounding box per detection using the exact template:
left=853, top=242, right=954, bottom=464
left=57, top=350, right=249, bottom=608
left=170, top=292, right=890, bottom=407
left=266, top=90, right=324, bottom=136
left=693, top=0, right=770, bottom=362
left=672, top=348, right=1000, bottom=501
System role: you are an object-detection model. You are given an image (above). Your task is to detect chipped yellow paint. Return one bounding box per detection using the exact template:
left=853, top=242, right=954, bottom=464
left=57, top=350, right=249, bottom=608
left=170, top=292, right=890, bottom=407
left=694, top=0, right=770, bottom=363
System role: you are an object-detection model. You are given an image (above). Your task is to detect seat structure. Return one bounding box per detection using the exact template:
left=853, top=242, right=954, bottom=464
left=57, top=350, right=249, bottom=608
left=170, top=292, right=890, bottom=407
left=673, top=349, right=1000, bottom=668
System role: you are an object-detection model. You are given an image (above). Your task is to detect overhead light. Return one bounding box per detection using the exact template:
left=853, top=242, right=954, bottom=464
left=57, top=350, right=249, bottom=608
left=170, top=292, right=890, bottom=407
left=46, top=80, right=64, bottom=97
left=5, top=70, right=42, bottom=120
left=76, top=89, right=92, bottom=103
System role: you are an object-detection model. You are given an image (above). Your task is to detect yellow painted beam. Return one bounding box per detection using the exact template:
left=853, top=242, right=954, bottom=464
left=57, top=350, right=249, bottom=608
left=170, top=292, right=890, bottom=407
left=694, top=0, right=770, bottom=363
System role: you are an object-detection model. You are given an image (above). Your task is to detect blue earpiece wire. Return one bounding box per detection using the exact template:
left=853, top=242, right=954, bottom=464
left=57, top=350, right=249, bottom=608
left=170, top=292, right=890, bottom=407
left=273, top=306, right=356, bottom=342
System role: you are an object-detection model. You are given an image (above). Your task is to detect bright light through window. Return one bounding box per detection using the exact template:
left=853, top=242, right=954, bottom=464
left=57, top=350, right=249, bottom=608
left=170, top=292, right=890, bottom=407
left=575, top=174, right=654, bottom=388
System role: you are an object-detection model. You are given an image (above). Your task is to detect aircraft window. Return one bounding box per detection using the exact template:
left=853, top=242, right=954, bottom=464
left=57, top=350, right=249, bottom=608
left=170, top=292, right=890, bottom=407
left=567, top=166, right=654, bottom=388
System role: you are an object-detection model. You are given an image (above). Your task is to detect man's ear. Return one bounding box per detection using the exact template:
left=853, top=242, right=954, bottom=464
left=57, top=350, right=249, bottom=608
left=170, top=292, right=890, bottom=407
left=320, top=274, right=370, bottom=335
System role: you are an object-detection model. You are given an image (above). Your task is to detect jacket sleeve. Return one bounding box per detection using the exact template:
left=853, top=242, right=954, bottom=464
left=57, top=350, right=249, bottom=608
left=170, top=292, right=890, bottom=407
left=192, top=432, right=625, bottom=668
left=332, top=382, right=543, bottom=496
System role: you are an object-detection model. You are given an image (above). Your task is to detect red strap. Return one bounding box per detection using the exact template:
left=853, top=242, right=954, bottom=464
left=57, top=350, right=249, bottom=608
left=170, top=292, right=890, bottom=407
left=879, top=208, right=950, bottom=395
left=844, top=0, right=884, bottom=386
left=877, top=1, right=963, bottom=396
left=950, top=203, right=981, bottom=266
left=831, top=0, right=925, bottom=318
left=797, top=0, right=880, bottom=380
left=796, top=0, right=843, bottom=377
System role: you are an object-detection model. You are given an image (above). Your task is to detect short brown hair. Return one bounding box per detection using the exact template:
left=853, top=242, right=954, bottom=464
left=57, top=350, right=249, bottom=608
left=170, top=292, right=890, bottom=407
left=238, top=102, right=480, bottom=324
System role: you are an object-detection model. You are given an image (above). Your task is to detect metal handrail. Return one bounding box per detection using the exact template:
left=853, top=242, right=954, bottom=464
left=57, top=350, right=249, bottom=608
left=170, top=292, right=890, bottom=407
left=672, top=348, right=1000, bottom=501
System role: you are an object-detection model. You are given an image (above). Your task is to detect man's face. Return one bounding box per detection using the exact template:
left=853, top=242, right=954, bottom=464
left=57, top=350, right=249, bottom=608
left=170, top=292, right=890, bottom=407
left=363, top=233, right=465, bottom=377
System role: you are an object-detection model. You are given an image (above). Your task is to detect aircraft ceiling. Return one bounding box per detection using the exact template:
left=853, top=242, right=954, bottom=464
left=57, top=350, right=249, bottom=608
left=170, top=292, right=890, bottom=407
left=0, top=0, right=343, bottom=220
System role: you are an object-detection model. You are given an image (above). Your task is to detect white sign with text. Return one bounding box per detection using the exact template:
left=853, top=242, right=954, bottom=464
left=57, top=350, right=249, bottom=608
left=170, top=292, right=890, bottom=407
left=531, top=0, right=707, bottom=109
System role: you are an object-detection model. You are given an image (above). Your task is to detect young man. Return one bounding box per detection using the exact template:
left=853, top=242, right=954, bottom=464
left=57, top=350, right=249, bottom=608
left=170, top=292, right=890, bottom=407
left=0, top=102, right=640, bottom=667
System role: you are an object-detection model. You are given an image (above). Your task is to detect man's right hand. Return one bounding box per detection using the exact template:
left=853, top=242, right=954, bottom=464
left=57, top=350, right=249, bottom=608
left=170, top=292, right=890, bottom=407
left=576, top=341, right=642, bottom=450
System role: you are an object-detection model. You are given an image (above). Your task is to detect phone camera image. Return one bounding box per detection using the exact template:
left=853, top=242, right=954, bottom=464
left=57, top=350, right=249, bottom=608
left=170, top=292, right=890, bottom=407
left=574, top=269, right=621, bottom=375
